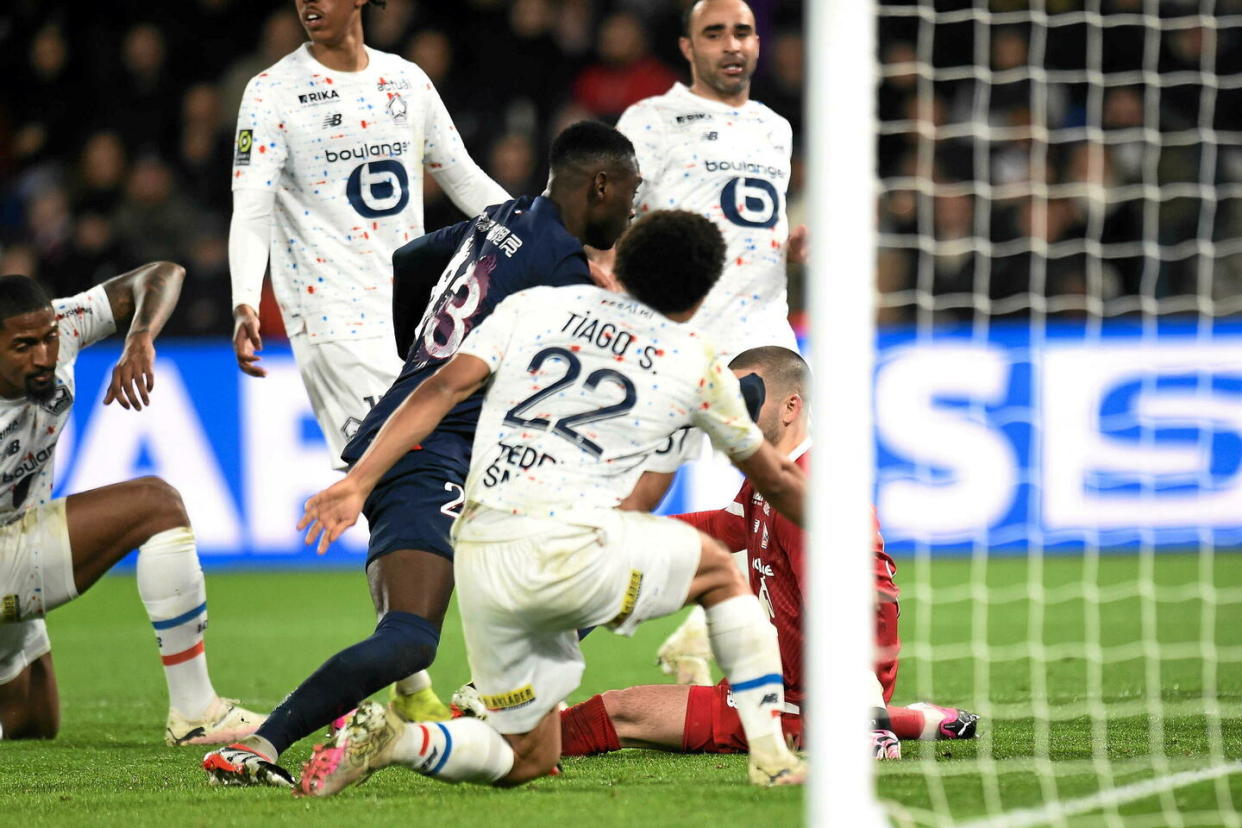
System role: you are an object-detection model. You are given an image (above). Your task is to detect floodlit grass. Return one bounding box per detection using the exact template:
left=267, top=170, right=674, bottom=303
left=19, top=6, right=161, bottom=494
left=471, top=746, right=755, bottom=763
left=1, top=554, right=1239, bottom=826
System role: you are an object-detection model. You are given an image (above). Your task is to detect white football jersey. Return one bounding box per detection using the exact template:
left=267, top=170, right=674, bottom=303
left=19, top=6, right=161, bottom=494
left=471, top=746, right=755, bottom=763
left=457, top=284, right=765, bottom=517
left=233, top=44, right=500, bottom=342
left=617, top=83, right=797, bottom=355
left=0, top=286, right=114, bottom=524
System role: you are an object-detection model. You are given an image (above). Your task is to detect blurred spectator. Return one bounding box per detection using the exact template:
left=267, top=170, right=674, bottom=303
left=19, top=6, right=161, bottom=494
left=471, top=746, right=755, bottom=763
left=111, top=157, right=204, bottom=265
left=486, top=133, right=541, bottom=197
left=750, top=28, right=803, bottom=142
left=11, top=22, right=80, bottom=167
left=218, top=7, right=305, bottom=126
left=111, top=23, right=180, bottom=157
left=177, top=83, right=233, bottom=216
left=572, top=11, right=677, bottom=122
left=71, top=131, right=128, bottom=215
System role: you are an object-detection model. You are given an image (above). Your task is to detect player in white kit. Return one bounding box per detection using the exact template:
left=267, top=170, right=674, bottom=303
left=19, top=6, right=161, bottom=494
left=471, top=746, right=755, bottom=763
left=0, top=263, right=264, bottom=745
left=294, top=211, right=807, bottom=794
left=229, top=0, right=507, bottom=720
left=613, top=0, right=809, bottom=680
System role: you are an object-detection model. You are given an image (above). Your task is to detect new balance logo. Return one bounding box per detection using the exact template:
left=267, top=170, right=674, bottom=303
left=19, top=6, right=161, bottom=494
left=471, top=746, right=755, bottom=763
left=323, top=113, right=342, bottom=128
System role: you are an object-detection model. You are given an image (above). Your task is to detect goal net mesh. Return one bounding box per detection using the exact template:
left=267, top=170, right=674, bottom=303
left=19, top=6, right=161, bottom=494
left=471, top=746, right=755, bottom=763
left=870, top=2, right=1242, bottom=825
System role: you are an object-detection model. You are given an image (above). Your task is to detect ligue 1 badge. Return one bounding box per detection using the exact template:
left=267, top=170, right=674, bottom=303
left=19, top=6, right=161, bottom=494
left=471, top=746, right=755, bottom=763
left=235, top=129, right=253, bottom=166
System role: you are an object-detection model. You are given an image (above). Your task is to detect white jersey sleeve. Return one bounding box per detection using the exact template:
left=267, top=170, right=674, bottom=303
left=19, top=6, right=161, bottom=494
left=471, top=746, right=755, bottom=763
left=231, top=72, right=289, bottom=193
left=53, top=285, right=115, bottom=365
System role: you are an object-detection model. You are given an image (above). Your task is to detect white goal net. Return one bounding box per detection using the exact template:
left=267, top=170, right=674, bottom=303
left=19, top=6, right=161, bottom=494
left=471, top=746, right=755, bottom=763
left=853, top=1, right=1242, bottom=825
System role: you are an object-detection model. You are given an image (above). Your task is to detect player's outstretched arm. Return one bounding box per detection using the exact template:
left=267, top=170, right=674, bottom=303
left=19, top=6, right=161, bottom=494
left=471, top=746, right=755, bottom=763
left=298, top=353, right=492, bottom=553
left=734, top=442, right=806, bottom=528
left=101, top=260, right=186, bottom=411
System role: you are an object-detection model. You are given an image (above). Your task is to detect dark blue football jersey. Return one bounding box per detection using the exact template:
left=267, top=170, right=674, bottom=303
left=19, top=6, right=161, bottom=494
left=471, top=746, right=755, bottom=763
left=341, top=195, right=592, bottom=465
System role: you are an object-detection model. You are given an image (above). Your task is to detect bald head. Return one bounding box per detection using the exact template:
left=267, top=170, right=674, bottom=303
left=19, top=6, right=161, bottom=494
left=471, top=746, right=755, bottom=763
left=679, top=0, right=759, bottom=106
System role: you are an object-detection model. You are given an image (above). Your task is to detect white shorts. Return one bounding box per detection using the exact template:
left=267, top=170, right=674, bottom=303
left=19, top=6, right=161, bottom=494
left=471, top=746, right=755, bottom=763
left=0, top=500, right=76, bottom=684
left=288, top=332, right=405, bottom=469
left=451, top=505, right=701, bottom=734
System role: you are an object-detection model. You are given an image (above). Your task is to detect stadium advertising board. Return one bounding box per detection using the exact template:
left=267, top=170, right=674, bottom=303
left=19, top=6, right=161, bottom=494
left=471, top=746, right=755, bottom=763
left=52, top=327, right=1241, bottom=568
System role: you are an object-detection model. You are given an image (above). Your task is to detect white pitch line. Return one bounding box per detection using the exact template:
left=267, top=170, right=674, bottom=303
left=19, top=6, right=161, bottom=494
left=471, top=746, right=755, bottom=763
left=954, top=761, right=1242, bottom=828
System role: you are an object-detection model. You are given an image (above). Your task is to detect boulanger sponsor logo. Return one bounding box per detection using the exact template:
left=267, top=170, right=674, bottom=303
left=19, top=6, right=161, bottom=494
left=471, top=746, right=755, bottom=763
left=2, top=442, right=57, bottom=485
left=235, top=129, right=253, bottom=166
left=297, top=89, right=340, bottom=105
left=481, top=684, right=536, bottom=711
left=324, top=140, right=411, bottom=164
left=704, top=159, right=785, bottom=179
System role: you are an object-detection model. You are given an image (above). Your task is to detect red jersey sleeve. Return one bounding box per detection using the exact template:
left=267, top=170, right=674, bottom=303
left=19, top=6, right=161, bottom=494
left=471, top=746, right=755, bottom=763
left=674, top=504, right=748, bottom=551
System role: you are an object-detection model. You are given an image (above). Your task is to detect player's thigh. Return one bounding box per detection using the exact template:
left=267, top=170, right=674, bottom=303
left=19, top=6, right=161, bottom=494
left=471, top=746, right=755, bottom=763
left=0, top=625, right=57, bottom=739
left=291, top=334, right=403, bottom=467
left=362, top=450, right=466, bottom=624
left=64, top=478, right=186, bottom=594
left=0, top=501, right=81, bottom=619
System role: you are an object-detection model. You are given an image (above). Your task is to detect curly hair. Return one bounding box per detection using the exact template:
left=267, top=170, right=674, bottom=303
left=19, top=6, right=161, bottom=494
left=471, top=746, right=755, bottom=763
left=613, top=210, right=725, bottom=315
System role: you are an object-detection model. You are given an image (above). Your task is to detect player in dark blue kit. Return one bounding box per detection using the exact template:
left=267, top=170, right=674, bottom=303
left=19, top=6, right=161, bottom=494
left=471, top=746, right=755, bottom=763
left=202, top=121, right=642, bottom=787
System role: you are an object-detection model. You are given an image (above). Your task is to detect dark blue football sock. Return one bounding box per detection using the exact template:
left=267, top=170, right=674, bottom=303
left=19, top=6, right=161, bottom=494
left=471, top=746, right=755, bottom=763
left=255, top=610, right=439, bottom=756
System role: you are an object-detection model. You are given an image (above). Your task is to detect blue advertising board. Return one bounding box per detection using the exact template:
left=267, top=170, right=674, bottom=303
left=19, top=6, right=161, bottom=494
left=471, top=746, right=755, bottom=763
left=51, top=323, right=1242, bottom=569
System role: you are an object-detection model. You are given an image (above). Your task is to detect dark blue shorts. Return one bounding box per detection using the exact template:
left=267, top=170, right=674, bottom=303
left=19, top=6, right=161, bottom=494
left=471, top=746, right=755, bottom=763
left=361, top=443, right=471, bottom=567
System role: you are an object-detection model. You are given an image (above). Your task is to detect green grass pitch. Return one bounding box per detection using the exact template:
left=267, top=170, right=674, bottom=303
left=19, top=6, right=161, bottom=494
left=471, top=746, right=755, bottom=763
left=1, top=553, right=1239, bottom=826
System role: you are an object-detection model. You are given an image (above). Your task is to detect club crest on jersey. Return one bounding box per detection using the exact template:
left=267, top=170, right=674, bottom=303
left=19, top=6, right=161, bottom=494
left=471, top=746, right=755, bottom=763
left=235, top=129, right=253, bottom=166
left=38, top=386, right=71, bottom=416
left=387, top=93, right=408, bottom=125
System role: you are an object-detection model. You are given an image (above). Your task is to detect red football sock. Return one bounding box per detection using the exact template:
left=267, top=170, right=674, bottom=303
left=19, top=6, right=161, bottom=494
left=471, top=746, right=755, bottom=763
left=886, top=705, right=926, bottom=740
left=560, top=694, right=621, bottom=756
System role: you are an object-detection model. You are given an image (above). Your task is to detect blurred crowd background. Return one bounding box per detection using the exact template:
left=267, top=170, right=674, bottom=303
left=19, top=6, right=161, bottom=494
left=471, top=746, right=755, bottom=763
left=876, top=0, right=1242, bottom=323
left=0, top=0, right=805, bottom=338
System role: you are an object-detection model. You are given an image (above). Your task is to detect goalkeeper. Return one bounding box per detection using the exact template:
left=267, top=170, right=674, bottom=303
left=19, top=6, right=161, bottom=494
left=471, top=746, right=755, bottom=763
left=551, top=347, right=980, bottom=757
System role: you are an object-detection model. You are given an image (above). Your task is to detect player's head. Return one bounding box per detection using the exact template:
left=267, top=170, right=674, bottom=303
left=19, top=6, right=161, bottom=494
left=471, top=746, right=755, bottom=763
left=295, top=0, right=380, bottom=44
left=613, top=210, right=725, bottom=318
left=729, top=346, right=809, bottom=448
left=680, top=0, right=759, bottom=103
left=547, top=120, right=641, bottom=250
left=0, top=275, right=58, bottom=402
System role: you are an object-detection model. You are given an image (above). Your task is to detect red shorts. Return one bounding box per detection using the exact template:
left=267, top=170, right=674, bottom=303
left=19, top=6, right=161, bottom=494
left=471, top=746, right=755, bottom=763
left=682, top=681, right=803, bottom=754
left=875, top=586, right=900, bottom=704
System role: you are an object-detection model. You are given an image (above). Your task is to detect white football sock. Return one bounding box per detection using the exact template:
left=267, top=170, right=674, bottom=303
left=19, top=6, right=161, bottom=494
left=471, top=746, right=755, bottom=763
left=137, top=526, right=216, bottom=719
left=704, top=594, right=787, bottom=751
left=395, top=670, right=432, bottom=695
left=390, top=718, right=514, bottom=784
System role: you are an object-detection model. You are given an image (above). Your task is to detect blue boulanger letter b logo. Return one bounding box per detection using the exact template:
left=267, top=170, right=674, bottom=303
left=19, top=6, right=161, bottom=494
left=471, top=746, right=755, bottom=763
left=347, top=160, right=410, bottom=218
left=720, top=177, right=780, bottom=228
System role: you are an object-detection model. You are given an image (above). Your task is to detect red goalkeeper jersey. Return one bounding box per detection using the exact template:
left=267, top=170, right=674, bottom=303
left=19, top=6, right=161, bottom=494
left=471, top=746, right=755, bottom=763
left=674, top=442, right=897, bottom=708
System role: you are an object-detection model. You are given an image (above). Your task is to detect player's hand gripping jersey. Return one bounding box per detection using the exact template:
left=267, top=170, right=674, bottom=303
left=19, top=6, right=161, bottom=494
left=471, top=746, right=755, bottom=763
left=616, top=84, right=795, bottom=352
left=341, top=195, right=594, bottom=465
left=232, top=44, right=504, bottom=342
left=456, top=284, right=766, bottom=517
left=0, top=287, right=114, bottom=524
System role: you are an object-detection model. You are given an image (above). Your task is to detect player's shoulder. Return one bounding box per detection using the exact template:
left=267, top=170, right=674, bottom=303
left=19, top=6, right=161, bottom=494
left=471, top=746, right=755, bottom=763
left=618, top=85, right=685, bottom=127
left=745, top=97, right=793, bottom=132
left=246, top=46, right=310, bottom=88
left=369, top=48, right=432, bottom=85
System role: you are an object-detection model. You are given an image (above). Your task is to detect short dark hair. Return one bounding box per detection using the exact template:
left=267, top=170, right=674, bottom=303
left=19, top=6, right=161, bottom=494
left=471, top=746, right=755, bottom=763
left=729, top=346, right=810, bottom=400
left=0, top=275, right=52, bottom=328
left=614, top=210, right=725, bottom=315
left=548, top=120, right=635, bottom=174
left=368, top=0, right=388, bottom=8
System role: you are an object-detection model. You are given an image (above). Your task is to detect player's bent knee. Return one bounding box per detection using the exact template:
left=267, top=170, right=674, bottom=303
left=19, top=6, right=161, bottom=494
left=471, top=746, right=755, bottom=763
left=499, top=743, right=560, bottom=786
left=692, top=538, right=749, bottom=606
left=132, top=476, right=190, bottom=527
